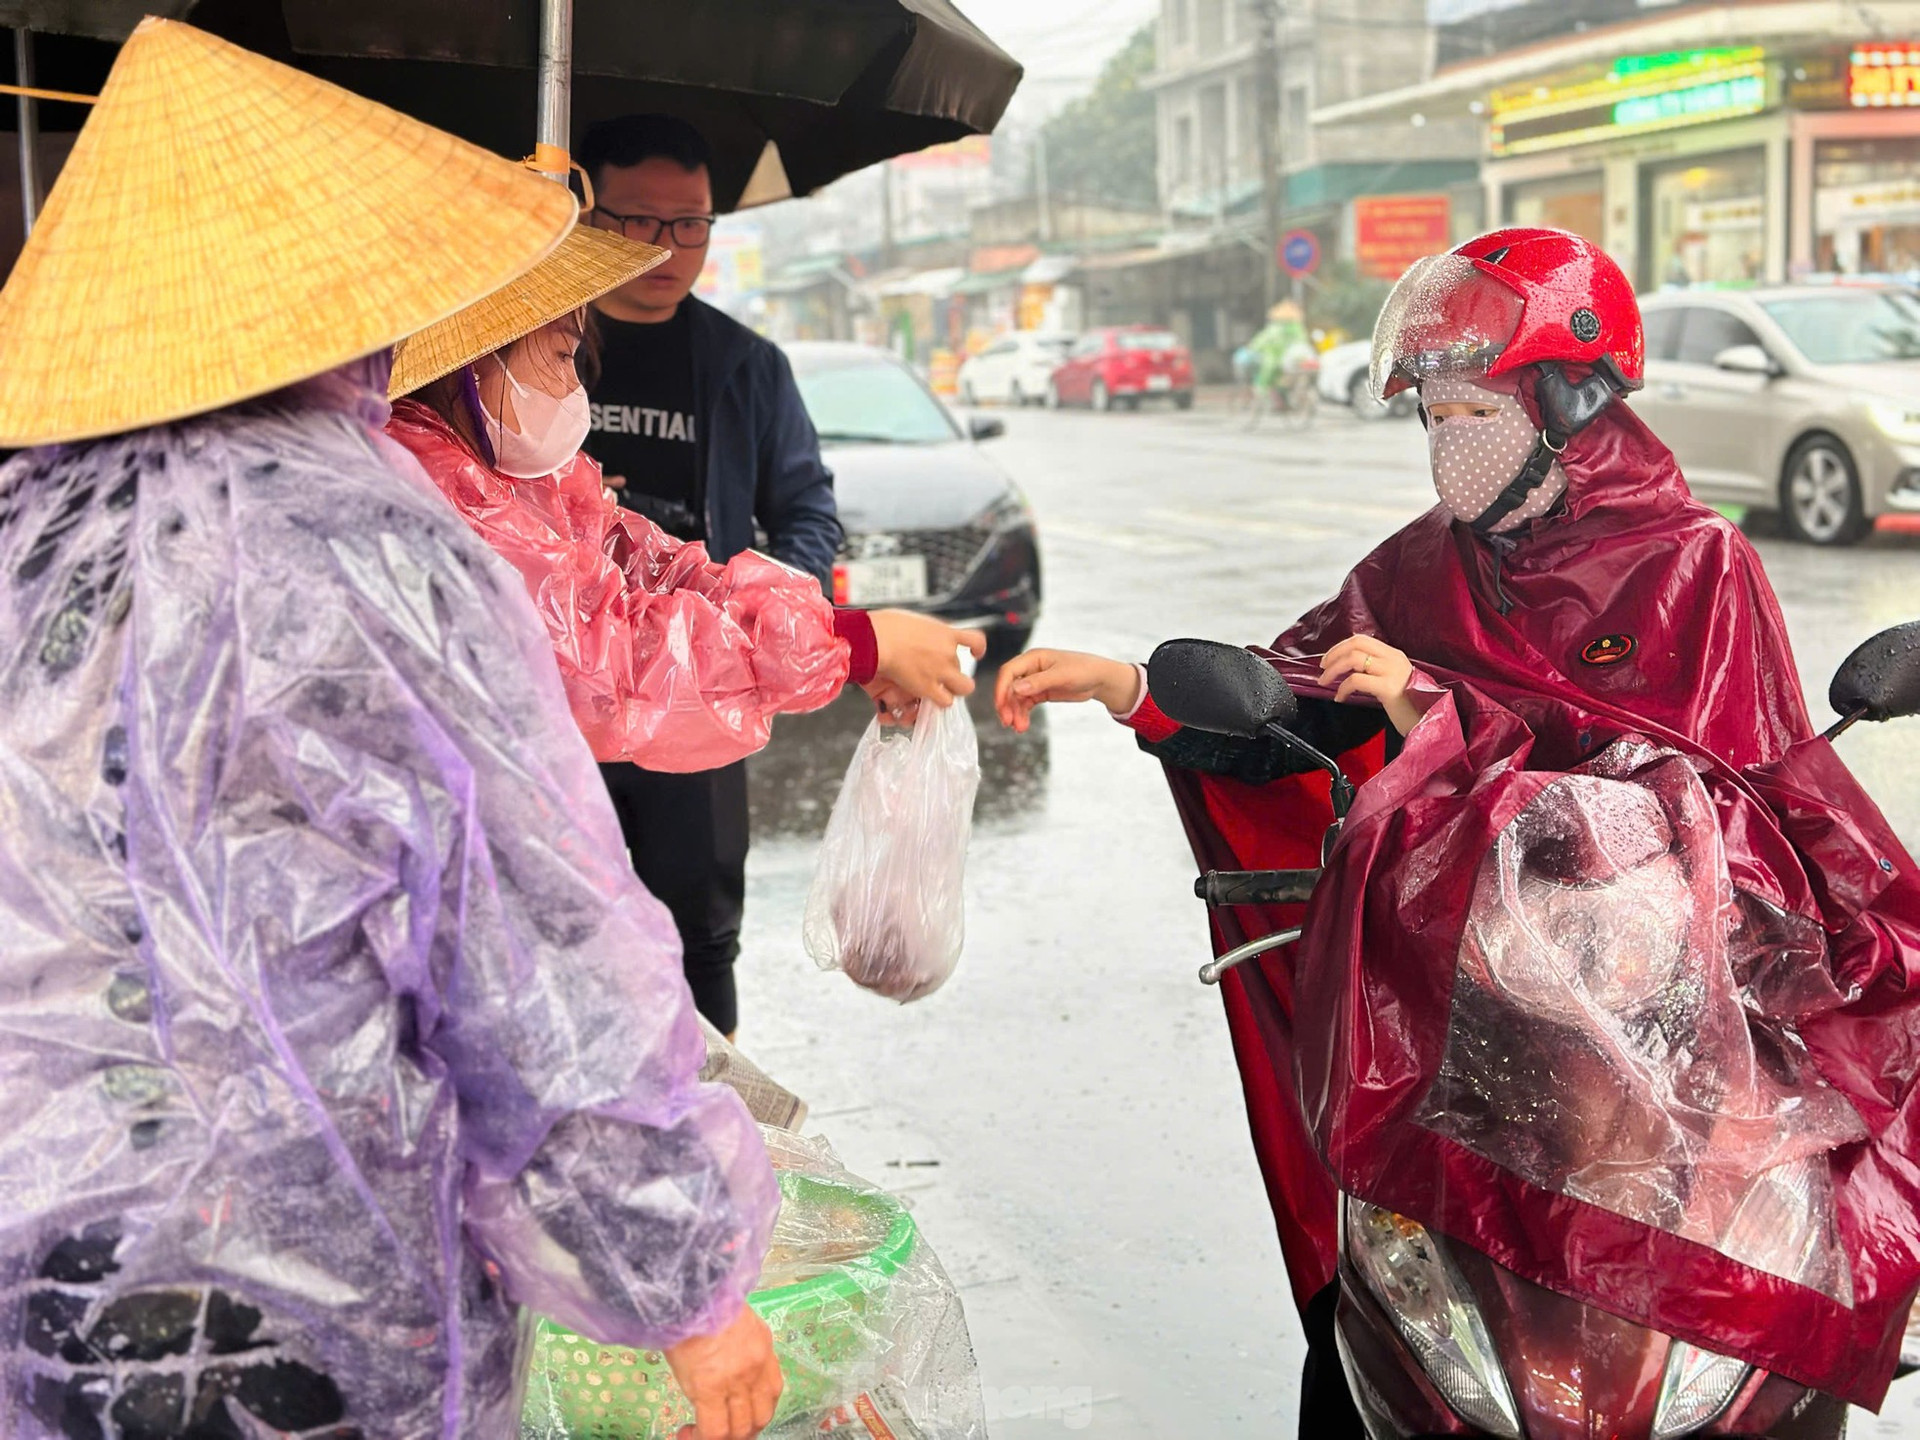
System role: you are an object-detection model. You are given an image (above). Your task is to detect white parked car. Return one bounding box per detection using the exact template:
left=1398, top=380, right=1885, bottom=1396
left=1317, top=338, right=1417, bottom=419
left=957, top=332, right=1076, bottom=407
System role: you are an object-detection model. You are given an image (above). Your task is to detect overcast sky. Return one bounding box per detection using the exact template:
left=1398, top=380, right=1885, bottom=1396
left=960, top=0, right=1162, bottom=121
left=1424, top=0, right=1525, bottom=17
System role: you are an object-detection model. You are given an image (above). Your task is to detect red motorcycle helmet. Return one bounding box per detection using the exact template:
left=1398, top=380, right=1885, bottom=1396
left=1371, top=228, right=1645, bottom=401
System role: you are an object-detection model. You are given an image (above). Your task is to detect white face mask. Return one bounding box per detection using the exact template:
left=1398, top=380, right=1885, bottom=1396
left=479, top=353, right=591, bottom=479
left=1423, top=377, right=1568, bottom=534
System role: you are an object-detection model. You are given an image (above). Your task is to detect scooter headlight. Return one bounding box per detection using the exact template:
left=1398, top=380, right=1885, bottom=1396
left=1654, top=1155, right=1838, bottom=1437
left=1652, top=1340, right=1751, bottom=1438
left=1344, top=1199, right=1522, bottom=1438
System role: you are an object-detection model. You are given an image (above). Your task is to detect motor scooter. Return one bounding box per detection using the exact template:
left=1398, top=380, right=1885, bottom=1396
left=1145, top=623, right=1920, bottom=1439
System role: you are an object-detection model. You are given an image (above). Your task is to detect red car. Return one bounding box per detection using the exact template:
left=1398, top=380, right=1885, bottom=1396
left=1045, top=326, right=1196, bottom=412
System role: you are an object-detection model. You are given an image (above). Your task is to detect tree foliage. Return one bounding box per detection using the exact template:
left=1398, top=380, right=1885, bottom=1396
left=1309, top=260, right=1394, bottom=343
left=1039, top=22, right=1159, bottom=210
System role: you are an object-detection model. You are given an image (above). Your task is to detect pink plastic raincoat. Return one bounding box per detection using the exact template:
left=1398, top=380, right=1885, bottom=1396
left=387, top=398, right=853, bottom=773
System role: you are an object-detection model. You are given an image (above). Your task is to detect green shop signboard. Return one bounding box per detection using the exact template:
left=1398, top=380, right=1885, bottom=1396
left=1490, top=48, right=1772, bottom=156
left=1612, top=73, right=1768, bottom=128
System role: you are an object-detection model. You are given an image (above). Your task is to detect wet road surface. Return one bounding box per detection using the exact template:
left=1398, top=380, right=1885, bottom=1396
left=735, top=402, right=1920, bottom=1437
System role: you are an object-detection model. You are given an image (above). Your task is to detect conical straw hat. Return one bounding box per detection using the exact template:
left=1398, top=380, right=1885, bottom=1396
left=0, top=18, right=579, bottom=447
left=389, top=224, right=668, bottom=397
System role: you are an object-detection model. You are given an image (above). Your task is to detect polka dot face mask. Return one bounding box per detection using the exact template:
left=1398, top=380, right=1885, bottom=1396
left=1423, top=376, right=1568, bottom=534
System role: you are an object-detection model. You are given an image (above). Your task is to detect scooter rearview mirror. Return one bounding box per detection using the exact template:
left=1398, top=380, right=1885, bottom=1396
left=1148, top=638, right=1358, bottom=827
left=1148, top=639, right=1299, bottom=738
left=1828, top=620, right=1920, bottom=738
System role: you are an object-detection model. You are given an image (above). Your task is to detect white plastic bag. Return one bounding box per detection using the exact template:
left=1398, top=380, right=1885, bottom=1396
left=804, top=697, right=981, bottom=1001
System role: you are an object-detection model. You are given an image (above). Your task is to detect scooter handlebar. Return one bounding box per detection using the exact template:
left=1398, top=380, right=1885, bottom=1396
left=1195, top=869, right=1321, bottom=908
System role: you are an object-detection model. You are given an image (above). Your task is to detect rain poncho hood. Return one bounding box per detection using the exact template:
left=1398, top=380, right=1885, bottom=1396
left=1154, top=378, right=1920, bottom=1407
left=386, top=397, right=850, bottom=772
left=0, top=361, right=777, bottom=1437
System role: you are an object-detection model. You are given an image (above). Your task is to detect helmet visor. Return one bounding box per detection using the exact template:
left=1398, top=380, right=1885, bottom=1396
left=1370, top=255, right=1527, bottom=401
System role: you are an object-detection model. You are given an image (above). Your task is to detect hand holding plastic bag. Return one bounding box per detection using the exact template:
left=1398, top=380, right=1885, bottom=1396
left=804, top=697, right=981, bottom=1001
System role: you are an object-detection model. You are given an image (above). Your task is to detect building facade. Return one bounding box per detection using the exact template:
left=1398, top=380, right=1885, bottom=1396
left=1319, top=2, right=1920, bottom=289
left=1433, top=0, right=1679, bottom=67
left=1140, top=0, right=1481, bottom=363
left=1150, top=0, right=1480, bottom=226
left=1149, top=0, right=1266, bottom=219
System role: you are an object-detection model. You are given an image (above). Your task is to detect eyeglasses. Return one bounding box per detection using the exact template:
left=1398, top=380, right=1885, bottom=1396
left=589, top=207, right=715, bottom=247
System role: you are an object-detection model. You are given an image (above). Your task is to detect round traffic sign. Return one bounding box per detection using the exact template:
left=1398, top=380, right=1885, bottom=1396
left=1280, top=229, right=1320, bottom=278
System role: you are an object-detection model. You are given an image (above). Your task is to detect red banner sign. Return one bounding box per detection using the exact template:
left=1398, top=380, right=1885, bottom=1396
left=1850, top=43, right=1920, bottom=107
left=1354, top=194, right=1453, bottom=280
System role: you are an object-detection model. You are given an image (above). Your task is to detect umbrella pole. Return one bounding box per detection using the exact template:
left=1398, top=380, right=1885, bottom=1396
left=14, top=28, right=41, bottom=237
left=536, top=0, right=573, bottom=178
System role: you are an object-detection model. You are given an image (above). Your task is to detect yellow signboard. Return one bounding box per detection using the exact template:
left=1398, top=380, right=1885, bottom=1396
left=1490, top=47, right=1769, bottom=156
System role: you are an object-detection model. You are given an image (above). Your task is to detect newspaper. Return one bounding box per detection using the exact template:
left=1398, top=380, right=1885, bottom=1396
left=698, top=1018, right=808, bottom=1130
left=809, top=1390, right=928, bottom=1439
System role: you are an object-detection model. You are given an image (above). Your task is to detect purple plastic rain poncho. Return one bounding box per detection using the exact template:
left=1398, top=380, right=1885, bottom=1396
left=0, top=357, right=777, bottom=1439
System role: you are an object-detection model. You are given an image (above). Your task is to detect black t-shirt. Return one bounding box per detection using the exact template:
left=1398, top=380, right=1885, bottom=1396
left=585, top=306, right=704, bottom=541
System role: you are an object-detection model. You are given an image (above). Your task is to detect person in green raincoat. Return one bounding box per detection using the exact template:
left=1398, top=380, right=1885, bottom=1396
left=1245, top=299, right=1316, bottom=428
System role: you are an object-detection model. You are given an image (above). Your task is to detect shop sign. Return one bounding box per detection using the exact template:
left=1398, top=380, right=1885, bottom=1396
left=928, top=348, right=960, bottom=395
left=889, top=135, right=993, bottom=170
left=1785, top=54, right=1850, bottom=109
left=1610, top=48, right=1753, bottom=81
left=696, top=225, right=765, bottom=301
left=1353, top=195, right=1452, bottom=280
left=1816, top=177, right=1920, bottom=229
left=1613, top=74, right=1766, bottom=129
left=1017, top=284, right=1053, bottom=332
left=1682, top=196, right=1765, bottom=233
left=1489, top=47, right=1769, bottom=156
left=1850, top=44, right=1920, bottom=106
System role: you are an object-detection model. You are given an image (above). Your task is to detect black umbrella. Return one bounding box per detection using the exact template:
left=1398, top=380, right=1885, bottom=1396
left=1, top=0, right=1021, bottom=212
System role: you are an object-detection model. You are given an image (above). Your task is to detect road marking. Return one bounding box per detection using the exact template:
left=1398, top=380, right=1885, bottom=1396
left=1044, top=519, right=1215, bottom=556
left=1269, top=495, right=1433, bottom=522
left=1141, top=507, right=1341, bottom=541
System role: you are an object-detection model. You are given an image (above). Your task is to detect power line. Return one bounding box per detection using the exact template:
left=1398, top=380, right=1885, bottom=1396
left=996, top=0, right=1143, bottom=45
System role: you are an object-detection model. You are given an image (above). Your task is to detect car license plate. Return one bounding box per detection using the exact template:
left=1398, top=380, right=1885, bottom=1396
left=835, top=555, right=928, bottom=605
left=1147, top=373, right=1173, bottom=391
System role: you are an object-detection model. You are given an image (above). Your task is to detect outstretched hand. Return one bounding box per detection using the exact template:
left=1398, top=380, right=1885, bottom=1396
left=994, top=649, right=1141, bottom=733
left=1318, top=635, right=1425, bottom=736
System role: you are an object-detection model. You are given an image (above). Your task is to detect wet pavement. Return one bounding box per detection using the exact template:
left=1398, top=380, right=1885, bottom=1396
left=735, top=402, right=1920, bottom=1437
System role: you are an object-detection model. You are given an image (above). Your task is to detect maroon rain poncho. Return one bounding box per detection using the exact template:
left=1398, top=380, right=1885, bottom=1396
left=1139, top=379, right=1920, bottom=1407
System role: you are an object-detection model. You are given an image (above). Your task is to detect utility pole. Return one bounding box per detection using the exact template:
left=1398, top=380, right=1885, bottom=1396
left=880, top=160, right=896, bottom=271
left=1250, top=0, right=1283, bottom=309
left=1034, top=126, right=1054, bottom=245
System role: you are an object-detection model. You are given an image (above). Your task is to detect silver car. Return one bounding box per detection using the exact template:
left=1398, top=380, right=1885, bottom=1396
left=1631, top=286, right=1920, bottom=545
